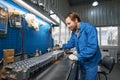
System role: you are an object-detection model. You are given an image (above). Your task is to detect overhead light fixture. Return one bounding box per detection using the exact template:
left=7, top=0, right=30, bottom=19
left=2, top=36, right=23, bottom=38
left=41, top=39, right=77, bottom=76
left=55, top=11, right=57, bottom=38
left=92, top=1, right=98, bottom=7
left=12, top=0, right=57, bottom=25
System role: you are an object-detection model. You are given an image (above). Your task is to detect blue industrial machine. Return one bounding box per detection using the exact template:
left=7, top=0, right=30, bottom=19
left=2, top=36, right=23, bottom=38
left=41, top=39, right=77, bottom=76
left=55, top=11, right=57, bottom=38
left=0, top=4, right=8, bottom=37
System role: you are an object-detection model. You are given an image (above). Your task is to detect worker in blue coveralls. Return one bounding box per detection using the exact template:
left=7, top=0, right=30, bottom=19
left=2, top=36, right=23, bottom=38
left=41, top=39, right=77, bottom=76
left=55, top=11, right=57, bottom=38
left=62, top=12, right=101, bottom=80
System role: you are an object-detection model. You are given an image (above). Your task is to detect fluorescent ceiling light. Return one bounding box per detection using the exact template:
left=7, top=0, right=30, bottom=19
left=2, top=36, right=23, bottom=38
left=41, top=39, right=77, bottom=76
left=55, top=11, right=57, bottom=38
left=92, top=1, right=98, bottom=7
left=12, top=0, right=57, bottom=25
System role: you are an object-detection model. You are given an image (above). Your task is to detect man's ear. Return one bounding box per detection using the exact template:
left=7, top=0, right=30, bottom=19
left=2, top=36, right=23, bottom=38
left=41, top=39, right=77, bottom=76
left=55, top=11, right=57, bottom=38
left=75, top=18, right=79, bottom=23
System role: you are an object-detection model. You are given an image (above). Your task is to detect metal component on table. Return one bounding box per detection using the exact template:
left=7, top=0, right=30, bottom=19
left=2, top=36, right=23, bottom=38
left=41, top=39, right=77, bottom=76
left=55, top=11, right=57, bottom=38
left=2, top=50, right=64, bottom=80
left=52, top=50, right=64, bottom=60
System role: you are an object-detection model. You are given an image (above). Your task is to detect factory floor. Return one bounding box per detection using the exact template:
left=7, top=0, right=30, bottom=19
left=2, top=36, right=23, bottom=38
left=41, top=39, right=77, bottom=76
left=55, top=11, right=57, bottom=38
left=30, top=63, right=120, bottom=80
left=107, top=64, right=120, bottom=80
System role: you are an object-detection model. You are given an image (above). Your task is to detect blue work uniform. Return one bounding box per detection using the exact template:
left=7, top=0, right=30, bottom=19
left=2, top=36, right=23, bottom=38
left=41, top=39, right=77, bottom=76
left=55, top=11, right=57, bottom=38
left=63, top=22, right=101, bottom=80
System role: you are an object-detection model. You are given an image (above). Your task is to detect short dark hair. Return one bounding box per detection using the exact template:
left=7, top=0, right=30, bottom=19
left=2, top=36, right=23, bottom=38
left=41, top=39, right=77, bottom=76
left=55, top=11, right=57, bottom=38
left=65, top=12, right=81, bottom=22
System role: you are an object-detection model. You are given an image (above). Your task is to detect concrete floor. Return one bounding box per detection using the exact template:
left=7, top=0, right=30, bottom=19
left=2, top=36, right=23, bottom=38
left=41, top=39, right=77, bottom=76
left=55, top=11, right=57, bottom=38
left=108, top=64, right=120, bottom=80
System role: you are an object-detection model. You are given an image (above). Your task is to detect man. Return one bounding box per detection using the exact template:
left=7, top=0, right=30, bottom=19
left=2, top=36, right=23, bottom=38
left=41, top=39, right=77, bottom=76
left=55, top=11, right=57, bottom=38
left=62, top=12, right=101, bottom=80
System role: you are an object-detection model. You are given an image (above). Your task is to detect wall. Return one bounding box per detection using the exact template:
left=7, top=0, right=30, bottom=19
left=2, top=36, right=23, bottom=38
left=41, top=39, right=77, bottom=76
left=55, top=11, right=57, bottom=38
left=0, top=0, right=54, bottom=60
left=70, top=0, right=120, bottom=26
left=36, top=0, right=70, bottom=22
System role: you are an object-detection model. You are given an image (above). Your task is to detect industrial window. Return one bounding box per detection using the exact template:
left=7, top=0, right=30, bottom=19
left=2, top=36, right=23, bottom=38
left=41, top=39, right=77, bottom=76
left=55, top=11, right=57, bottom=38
left=60, top=21, right=66, bottom=44
left=96, top=28, right=100, bottom=45
left=50, top=10, right=60, bottom=45
left=97, top=26, right=118, bottom=46
left=66, top=27, right=71, bottom=43
left=52, top=27, right=60, bottom=45
left=50, top=10, right=71, bottom=44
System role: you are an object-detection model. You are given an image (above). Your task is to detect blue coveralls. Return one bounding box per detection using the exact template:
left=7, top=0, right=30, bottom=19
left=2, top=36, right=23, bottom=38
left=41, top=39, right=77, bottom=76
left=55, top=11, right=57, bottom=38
left=63, top=22, right=101, bottom=80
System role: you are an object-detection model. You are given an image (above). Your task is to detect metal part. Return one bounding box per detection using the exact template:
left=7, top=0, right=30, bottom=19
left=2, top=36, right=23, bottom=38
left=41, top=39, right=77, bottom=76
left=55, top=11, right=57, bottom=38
left=2, top=50, right=64, bottom=80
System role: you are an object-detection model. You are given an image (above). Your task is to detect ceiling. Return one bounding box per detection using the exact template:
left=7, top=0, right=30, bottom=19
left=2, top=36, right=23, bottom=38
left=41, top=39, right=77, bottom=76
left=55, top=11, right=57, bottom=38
left=68, top=0, right=112, bottom=6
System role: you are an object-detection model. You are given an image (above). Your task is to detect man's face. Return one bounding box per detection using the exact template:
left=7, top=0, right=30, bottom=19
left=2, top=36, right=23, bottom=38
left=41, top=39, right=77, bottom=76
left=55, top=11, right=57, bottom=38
left=65, top=17, right=77, bottom=31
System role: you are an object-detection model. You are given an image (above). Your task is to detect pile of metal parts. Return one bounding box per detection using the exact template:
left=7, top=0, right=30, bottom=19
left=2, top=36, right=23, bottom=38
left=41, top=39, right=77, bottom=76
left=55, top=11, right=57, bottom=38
left=1, top=50, right=64, bottom=80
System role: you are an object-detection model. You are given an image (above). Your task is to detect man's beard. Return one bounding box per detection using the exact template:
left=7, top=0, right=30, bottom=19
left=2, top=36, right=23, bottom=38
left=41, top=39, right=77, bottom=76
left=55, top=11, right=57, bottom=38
left=72, top=28, right=76, bottom=32
left=72, top=26, right=77, bottom=32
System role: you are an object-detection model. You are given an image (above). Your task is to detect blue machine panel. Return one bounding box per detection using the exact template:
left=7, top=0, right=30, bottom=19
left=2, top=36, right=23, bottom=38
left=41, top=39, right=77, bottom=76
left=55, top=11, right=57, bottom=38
left=0, top=4, right=8, bottom=37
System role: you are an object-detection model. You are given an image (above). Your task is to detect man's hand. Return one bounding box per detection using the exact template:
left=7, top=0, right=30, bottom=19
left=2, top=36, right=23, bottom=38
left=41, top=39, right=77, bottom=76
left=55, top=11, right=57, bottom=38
left=68, top=54, right=78, bottom=60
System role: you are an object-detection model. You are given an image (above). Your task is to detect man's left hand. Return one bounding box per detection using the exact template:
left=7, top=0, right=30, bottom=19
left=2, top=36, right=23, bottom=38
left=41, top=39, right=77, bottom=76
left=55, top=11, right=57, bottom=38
left=68, top=54, right=78, bottom=61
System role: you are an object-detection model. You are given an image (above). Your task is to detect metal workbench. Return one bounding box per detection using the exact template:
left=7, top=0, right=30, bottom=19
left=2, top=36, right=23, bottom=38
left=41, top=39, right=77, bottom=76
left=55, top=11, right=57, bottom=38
left=35, top=56, right=78, bottom=80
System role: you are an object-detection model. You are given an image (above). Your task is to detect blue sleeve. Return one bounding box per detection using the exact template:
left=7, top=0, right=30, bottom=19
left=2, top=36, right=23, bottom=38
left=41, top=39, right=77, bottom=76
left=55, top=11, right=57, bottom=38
left=62, top=33, right=75, bottom=49
left=77, top=24, right=98, bottom=60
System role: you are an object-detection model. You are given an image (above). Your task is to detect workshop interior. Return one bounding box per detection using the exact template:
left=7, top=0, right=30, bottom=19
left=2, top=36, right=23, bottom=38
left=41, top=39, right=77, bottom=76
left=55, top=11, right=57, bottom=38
left=0, top=0, right=120, bottom=80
